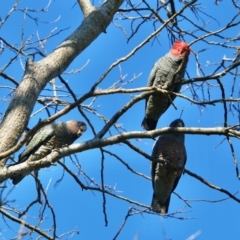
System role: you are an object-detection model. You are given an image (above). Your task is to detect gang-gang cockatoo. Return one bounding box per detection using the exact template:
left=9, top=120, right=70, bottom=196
left=11, top=120, right=87, bottom=185
left=142, top=41, right=190, bottom=130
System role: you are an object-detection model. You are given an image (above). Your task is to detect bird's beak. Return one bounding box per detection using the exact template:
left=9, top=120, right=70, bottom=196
left=77, top=125, right=87, bottom=136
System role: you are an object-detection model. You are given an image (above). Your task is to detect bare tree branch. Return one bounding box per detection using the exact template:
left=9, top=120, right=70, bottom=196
left=0, top=207, right=54, bottom=240
left=77, top=0, right=96, bottom=18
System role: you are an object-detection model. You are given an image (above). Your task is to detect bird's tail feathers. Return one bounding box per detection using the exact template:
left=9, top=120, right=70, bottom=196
left=151, top=194, right=169, bottom=214
left=141, top=118, right=157, bottom=131
left=11, top=174, right=26, bottom=185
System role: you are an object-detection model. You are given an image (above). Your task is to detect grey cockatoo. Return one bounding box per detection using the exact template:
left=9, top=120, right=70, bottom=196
left=11, top=120, right=87, bottom=185
left=151, top=118, right=186, bottom=214
left=142, top=41, right=190, bottom=130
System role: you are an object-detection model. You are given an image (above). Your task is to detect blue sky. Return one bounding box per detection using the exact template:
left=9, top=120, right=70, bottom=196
left=1, top=0, right=240, bottom=239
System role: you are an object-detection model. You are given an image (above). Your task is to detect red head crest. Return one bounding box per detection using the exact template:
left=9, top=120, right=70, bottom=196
left=170, top=40, right=190, bottom=58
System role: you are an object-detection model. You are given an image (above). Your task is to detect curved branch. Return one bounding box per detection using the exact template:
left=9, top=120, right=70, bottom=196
left=1, top=126, right=239, bottom=183
left=185, top=169, right=240, bottom=203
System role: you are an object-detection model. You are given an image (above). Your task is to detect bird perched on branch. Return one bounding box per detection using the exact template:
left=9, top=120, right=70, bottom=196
left=142, top=41, right=190, bottom=130
left=151, top=118, right=186, bottom=214
left=11, top=120, right=87, bottom=185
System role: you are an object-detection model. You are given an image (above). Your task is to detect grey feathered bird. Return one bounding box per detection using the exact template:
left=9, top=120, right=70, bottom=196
left=11, top=120, right=87, bottom=185
left=142, top=41, right=190, bottom=130
left=151, top=118, right=186, bottom=214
